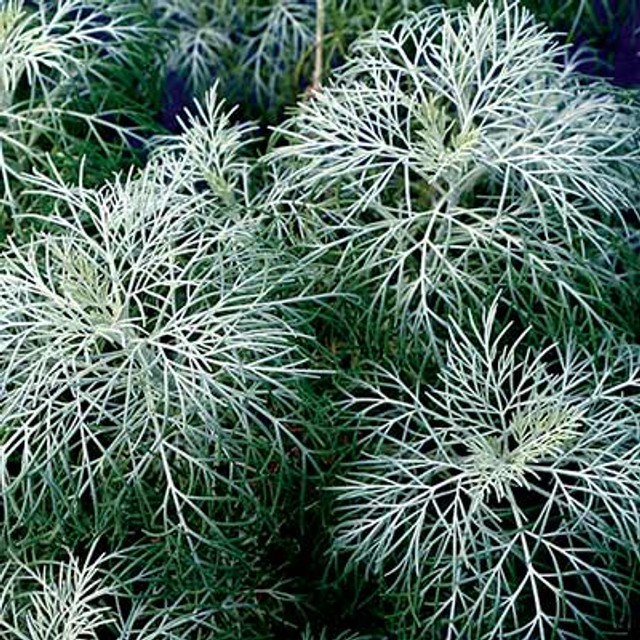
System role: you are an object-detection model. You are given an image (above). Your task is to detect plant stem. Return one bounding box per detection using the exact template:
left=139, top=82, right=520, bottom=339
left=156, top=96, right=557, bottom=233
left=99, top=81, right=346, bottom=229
left=311, top=0, right=325, bottom=93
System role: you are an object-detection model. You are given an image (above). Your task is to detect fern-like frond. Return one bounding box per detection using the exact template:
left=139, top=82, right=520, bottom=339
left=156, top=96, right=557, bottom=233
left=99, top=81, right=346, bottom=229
left=0, top=0, right=151, bottom=216
left=332, top=299, right=640, bottom=639
left=0, top=158, right=316, bottom=547
left=268, top=0, right=640, bottom=348
left=149, top=83, right=257, bottom=208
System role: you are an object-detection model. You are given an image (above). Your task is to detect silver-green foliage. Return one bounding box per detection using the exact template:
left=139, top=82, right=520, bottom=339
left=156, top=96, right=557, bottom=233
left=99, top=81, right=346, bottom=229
left=147, top=0, right=311, bottom=109
left=269, top=0, right=640, bottom=348
left=150, top=0, right=233, bottom=96
left=146, top=0, right=427, bottom=119
left=149, top=81, right=256, bottom=207
left=301, top=626, right=384, bottom=640
left=2, top=2, right=639, bottom=638
left=332, top=300, right=640, bottom=639
left=0, top=543, right=287, bottom=639
left=0, top=0, right=148, bottom=209
left=0, top=90, right=314, bottom=546
left=0, top=548, right=117, bottom=640
left=243, top=0, right=315, bottom=111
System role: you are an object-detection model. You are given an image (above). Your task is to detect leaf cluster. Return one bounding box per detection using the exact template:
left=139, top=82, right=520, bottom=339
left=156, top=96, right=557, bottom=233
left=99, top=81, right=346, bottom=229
left=1, top=1, right=640, bottom=639
left=0, top=0, right=160, bottom=237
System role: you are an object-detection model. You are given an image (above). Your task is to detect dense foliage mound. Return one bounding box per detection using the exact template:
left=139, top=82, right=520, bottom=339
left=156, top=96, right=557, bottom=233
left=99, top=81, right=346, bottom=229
left=1, top=1, right=639, bottom=639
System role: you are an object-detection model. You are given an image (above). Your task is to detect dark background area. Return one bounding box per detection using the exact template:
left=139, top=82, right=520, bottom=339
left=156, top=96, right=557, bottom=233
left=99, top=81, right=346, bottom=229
left=570, top=0, right=640, bottom=85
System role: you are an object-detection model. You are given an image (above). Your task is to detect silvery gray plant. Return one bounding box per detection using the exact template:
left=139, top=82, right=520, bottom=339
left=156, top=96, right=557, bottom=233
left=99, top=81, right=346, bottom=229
left=145, top=0, right=427, bottom=121
left=0, top=541, right=299, bottom=639
left=1, top=1, right=640, bottom=638
left=331, top=299, right=640, bottom=639
left=0, top=0, right=151, bottom=218
left=0, top=86, right=319, bottom=552
left=268, top=0, right=640, bottom=354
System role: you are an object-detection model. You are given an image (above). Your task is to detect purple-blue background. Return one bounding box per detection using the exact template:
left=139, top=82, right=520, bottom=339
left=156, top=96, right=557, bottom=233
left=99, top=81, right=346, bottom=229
left=570, top=0, right=640, bottom=85
left=159, top=1, right=640, bottom=131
